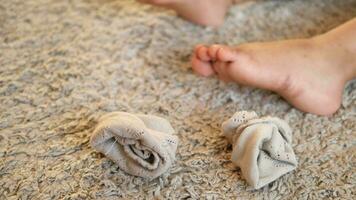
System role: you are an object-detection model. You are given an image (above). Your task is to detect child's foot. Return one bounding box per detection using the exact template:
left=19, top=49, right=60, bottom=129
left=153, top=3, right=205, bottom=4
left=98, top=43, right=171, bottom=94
left=191, top=36, right=356, bottom=115
left=139, top=0, right=233, bottom=27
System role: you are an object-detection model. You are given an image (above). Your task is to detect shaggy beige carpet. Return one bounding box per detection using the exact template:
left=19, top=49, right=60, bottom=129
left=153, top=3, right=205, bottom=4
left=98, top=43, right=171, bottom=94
left=1, top=0, right=355, bottom=199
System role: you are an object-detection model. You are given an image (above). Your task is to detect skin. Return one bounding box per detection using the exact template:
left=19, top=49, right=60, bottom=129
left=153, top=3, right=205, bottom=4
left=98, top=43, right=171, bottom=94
left=139, top=0, right=356, bottom=115
left=191, top=18, right=356, bottom=115
left=138, top=0, right=233, bottom=27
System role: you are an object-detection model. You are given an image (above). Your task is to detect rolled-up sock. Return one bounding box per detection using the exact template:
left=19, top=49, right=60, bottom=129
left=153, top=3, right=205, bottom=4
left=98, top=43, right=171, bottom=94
left=90, top=112, right=179, bottom=179
left=222, top=111, right=298, bottom=189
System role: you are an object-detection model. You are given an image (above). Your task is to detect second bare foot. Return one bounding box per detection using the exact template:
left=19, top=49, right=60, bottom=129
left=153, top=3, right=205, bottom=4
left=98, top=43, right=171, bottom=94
left=139, top=0, right=233, bottom=27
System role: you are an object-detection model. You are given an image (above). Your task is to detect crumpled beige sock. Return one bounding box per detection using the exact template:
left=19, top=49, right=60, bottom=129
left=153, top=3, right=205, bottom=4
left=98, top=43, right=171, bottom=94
left=90, top=112, right=179, bottom=179
left=222, top=111, right=298, bottom=189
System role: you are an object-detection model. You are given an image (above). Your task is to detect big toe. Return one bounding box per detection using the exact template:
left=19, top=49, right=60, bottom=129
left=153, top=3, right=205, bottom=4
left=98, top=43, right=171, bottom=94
left=216, top=46, right=240, bottom=62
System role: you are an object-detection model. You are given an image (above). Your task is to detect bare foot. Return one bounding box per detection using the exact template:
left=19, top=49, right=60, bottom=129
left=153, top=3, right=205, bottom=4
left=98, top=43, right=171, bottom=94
left=139, top=0, right=233, bottom=27
left=191, top=20, right=356, bottom=115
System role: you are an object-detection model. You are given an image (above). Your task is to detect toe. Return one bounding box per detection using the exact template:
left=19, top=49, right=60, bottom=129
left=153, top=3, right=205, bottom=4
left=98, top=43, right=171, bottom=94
left=208, top=45, right=223, bottom=61
left=191, top=54, right=215, bottom=77
left=217, top=46, right=240, bottom=62
left=195, top=45, right=211, bottom=61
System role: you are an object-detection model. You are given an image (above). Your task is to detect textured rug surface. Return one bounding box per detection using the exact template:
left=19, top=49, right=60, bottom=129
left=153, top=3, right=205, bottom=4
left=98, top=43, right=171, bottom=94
left=1, top=0, right=355, bottom=199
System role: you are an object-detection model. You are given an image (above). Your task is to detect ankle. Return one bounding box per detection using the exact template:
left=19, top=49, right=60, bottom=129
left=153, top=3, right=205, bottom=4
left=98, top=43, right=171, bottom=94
left=312, top=34, right=356, bottom=82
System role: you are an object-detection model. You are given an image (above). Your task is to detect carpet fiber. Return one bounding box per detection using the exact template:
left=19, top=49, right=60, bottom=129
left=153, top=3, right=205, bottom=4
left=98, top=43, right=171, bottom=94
left=1, top=0, right=355, bottom=199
